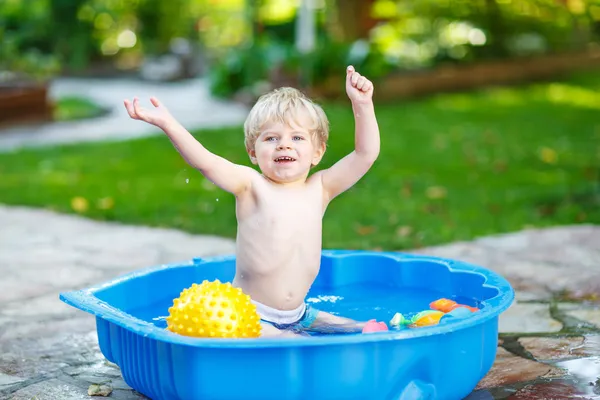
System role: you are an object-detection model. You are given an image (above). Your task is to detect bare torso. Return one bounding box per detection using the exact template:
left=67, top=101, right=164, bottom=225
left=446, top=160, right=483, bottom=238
left=232, top=173, right=326, bottom=310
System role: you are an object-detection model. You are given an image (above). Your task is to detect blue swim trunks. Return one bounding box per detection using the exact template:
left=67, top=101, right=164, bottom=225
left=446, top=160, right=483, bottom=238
left=252, top=300, right=319, bottom=331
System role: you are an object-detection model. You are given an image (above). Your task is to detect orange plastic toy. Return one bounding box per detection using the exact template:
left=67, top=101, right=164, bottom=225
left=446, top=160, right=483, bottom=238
left=430, top=298, right=478, bottom=313
left=410, top=310, right=445, bottom=327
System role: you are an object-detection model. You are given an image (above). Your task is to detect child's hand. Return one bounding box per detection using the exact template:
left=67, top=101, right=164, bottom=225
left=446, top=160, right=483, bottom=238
left=124, top=97, right=175, bottom=130
left=345, top=66, right=374, bottom=105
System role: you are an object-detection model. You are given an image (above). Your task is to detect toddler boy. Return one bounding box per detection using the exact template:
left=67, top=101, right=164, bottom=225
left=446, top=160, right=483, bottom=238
left=124, top=66, right=382, bottom=337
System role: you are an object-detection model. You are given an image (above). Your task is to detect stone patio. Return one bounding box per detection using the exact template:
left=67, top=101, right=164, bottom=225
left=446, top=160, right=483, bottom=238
left=0, top=204, right=598, bottom=399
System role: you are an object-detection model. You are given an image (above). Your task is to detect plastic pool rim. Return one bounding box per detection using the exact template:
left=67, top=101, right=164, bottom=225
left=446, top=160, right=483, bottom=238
left=60, top=250, right=514, bottom=349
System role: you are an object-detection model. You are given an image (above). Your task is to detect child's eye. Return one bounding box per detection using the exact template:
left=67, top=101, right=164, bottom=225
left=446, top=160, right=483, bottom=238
left=292, top=136, right=304, bottom=141
left=265, top=136, right=277, bottom=142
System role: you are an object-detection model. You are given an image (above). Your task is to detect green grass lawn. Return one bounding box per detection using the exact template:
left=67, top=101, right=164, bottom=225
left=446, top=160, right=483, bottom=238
left=53, top=96, right=106, bottom=122
left=1, top=72, right=599, bottom=250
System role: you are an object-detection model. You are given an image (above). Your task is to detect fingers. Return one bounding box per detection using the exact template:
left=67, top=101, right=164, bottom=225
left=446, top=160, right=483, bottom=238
left=346, top=65, right=354, bottom=87
left=361, top=79, right=373, bottom=93
left=124, top=96, right=166, bottom=123
left=133, top=97, right=147, bottom=120
left=356, top=76, right=367, bottom=90
left=123, top=98, right=138, bottom=119
left=124, top=96, right=162, bottom=109
left=150, top=96, right=161, bottom=108
left=346, top=66, right=373, bottom=93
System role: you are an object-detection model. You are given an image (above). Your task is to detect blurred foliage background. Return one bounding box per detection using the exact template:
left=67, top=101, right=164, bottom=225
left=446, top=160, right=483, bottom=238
left=1, top=0, right=599, bottom=249
left=3, top=0, right=600, bottom=93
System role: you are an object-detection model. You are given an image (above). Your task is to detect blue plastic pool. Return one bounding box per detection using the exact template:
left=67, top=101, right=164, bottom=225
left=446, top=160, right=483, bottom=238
left=60, top=250, right=514, bottom=400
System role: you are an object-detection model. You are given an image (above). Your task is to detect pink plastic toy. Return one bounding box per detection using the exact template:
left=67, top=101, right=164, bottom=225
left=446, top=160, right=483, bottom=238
left=362, top=319, right=389, bottom=333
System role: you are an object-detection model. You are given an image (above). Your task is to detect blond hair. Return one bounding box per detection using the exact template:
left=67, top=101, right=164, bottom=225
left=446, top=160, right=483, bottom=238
left=243, top=87, right=329, bottom=152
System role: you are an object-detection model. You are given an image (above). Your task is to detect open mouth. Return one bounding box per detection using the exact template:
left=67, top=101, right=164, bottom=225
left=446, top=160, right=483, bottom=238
left=274, top=156, right=296, bottom=163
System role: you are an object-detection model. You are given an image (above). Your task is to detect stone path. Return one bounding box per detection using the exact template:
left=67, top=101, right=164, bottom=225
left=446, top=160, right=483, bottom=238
left=0, top=78, right=249, bottom=152
left=0, top=204, right=599, bottom=399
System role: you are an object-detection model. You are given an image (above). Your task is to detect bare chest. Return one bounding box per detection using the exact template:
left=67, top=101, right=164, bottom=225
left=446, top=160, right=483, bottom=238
left=258, top=188, right=322, bottom=229
left=238, top=179, right=325, bottom=232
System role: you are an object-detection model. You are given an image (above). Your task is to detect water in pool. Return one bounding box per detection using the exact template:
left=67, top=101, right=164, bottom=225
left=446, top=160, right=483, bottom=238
left=128, top=282, right=481, bottom=336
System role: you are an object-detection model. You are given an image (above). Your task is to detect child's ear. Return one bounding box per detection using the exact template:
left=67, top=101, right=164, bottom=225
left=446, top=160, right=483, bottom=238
left=248, top=148, right=258, bottom=165
left=311, top=141, right=326, bottom=166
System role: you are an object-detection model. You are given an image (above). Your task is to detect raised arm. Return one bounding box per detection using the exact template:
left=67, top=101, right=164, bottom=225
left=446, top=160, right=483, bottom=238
left=124, top=97, right=254, bottom=196
left=320, top=66, right=380, bottom=202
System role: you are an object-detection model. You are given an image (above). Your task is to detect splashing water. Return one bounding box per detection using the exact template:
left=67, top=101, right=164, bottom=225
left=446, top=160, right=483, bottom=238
left=553, top=356, right=600, bottom=397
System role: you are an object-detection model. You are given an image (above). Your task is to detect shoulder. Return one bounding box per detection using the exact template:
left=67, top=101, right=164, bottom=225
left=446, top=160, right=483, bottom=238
left=238, top=167, right=280, bottom=199
left=307, top=170, right=325, bottom=185
left=237, top=164, right=261, bottom=178
left=231, top=166, right=262, bottom=198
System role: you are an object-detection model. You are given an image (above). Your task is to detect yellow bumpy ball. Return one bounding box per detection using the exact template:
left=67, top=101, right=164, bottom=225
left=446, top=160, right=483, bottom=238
left=166, top=280, right=261, bottom=338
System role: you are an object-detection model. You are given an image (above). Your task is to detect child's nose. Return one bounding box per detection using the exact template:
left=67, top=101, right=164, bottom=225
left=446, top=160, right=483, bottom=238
left=277, top=140, right=293, bottom=150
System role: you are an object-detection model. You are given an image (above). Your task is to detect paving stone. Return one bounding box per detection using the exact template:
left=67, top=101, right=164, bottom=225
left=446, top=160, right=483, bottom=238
left=106, top=389, right=149, bottom=400
left=414, top=225, right=600, bottom=301
left=1, top=293, right=83, bottom=318
left=0, top=206, right=235, bottom=278
left=8, top=378, right=90, bottom=400
left=476, top=347, right=564, bottom=389
left=570, top=335, right=600, bottom=358
left=499, top=302, right=563, bottom=333
left=0, top=277, right=55, bottom=305
left=0, top=330, right=99, bottom=377
left=106, top=377, right=133, bottom=391
left=1, top=266, right=103, bottom=304
left=0, top=372, right=25, bottom=388
left=508, top=380, right=595, bottom=399
left=70, top=371, right=129, bottom=389
left=520, top=337, right=586, bottom=360
left=412, top=243, right=553, bottom=300
left=63, top=361, right=122, bottom=380
left=0, top=244, right=84, bottom=266
left=0, top=315, right=97, bottom=343
left=514, top=291, right=549, bottom=302
left=558, top=303, right=600, bottom=327
left=463, top=390, right=498, bottom=399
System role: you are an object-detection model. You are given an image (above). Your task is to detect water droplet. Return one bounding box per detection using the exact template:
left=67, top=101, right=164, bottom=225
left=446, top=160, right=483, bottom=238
left=216, top=198, right=219, bottom=202
left=185, top=178, right=189, bottom=184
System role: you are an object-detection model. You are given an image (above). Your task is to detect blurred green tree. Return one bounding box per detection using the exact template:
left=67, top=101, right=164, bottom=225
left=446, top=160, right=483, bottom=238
left=49, top=0, right=95, bottom=70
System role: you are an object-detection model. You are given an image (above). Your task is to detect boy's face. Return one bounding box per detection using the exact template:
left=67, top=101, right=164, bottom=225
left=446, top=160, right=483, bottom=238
left=249, top=114, right=325, bottom=184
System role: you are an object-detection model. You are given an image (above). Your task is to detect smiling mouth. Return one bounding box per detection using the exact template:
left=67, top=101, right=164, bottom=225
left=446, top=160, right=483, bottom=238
left=274, top=156, right=296, bottom=163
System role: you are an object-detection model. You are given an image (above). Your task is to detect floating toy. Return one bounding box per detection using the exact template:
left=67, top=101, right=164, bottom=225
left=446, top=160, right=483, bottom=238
left=440, top=307, right=473, bottom=323
left=390, top=310, right=445, bottom=328
left=390, top=298, right=478, bottom=329
left=166, top=280, right=261, bottom=338
left=430, top=298, right=478, bottom=313
left=411, top=310, right=445, bottom=327
left=362, top=319, right=389, bottom=333
left=390, top=312, right=411, bottom=327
